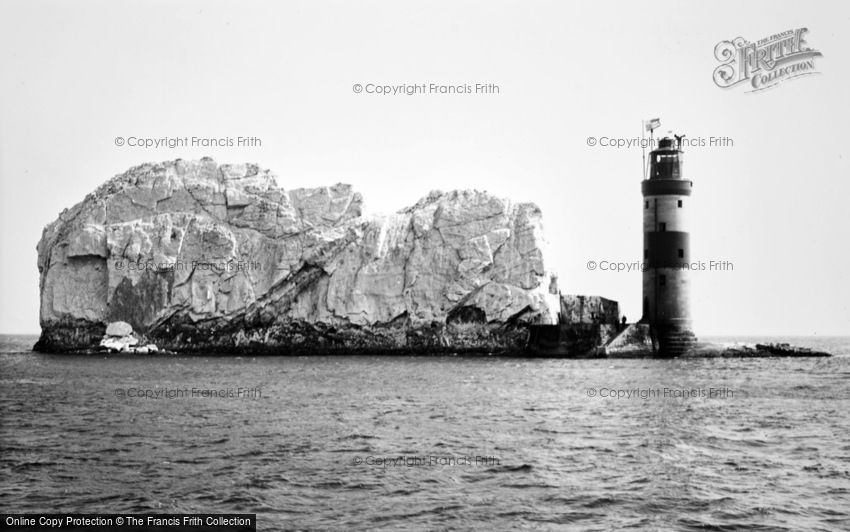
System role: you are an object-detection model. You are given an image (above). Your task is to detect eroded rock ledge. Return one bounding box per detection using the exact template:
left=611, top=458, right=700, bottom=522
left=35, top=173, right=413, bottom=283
left=35, top=158, right=559, bottom=354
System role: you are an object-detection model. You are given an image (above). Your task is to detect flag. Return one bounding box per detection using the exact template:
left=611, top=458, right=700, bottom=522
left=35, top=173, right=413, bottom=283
left=644, top=118, right=661, bottom=131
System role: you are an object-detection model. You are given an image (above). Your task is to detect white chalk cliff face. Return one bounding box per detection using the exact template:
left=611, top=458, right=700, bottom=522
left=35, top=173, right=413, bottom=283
left=36, top=158, right=557, bottom=352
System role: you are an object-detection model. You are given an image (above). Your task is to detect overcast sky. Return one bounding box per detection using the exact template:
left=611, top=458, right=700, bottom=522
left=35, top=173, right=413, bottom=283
left=1, top=0, right=848, bottom=336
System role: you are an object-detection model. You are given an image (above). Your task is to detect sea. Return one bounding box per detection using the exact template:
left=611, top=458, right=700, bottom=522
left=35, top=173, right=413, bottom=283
left=1, top=334, right=848, bottom=531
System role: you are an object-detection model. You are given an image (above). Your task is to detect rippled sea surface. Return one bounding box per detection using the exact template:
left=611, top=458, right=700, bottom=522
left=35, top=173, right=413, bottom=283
left=1, top=335, right=849, bottom=531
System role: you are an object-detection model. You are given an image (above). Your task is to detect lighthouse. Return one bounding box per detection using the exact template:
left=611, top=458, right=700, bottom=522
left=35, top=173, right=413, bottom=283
left=641, top=131, right=697, bottom=356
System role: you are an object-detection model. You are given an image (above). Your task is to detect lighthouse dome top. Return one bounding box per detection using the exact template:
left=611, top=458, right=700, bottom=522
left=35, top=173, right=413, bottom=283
left=653, top=136, right=684, bottom=153
left=646, top=134, right=688, bottom=182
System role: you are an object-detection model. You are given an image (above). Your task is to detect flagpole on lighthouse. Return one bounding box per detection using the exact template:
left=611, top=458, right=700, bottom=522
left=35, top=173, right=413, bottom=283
left=649, top=127, right=653, bottom=178
left=641, top=120, right=647, bottom=180
left=643, top=118, right=660, bottom=179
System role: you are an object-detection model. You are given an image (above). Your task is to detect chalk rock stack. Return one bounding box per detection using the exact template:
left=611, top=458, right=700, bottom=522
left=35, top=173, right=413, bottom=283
left=35, top=158, right=558, bottom=353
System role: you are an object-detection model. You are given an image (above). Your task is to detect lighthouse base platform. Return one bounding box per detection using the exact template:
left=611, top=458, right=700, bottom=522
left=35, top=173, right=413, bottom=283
left=600, top=324, right=830, bottom=358
left=653, top=323, right=698, bottom=357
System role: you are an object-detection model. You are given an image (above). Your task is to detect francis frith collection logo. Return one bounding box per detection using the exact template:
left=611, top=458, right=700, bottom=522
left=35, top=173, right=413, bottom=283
left=713, top=27, right=822, bottom=92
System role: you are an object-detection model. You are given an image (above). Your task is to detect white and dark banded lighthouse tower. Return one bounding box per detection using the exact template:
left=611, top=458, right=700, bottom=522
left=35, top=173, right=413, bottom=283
left=641, top=134, right=697, bottom=356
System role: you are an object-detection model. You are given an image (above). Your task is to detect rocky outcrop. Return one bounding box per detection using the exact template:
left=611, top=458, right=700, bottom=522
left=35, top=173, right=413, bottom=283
left=684, top=342, right=830, bottom=358
left=99, top=321, right=160, bottom=354
left=559, top=295, right=620, bottom=325
left=35, top=158, right=558, bottom=354
left=604, top=323, right=654, bottom=356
